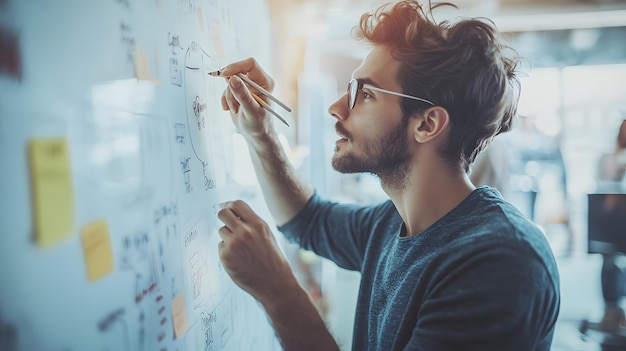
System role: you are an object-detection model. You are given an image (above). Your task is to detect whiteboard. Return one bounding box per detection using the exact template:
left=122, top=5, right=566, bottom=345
left=0, top=1, right=280, bottom=350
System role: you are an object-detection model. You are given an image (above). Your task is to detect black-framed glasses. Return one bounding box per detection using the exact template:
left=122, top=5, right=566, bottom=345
left=347, top=78, right=435, bottom=110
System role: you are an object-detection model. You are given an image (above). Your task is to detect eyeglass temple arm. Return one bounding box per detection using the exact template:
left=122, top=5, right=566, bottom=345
left=365, top=84, right=435, bottom=106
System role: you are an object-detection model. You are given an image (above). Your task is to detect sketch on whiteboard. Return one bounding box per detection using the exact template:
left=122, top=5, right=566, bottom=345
left=173, top=122, right=194, bottom=194
left=184, top=42, right=218, bottom=191
left=168, top=32, right=183, bottom=86
left=97, top=308, right=130, bottom=351
left=119, top=22, right=134, bottom=65
left=0, top=0, right=279, bottom=349
left=118, top=230, right=159, bottom=305
left=200, top=311, right=216, bottom=351
left=180, top=0, right=201, bottom=15
left=154, top=201, right=184, bottom=294
left=183, top=220, right=211, bottom=311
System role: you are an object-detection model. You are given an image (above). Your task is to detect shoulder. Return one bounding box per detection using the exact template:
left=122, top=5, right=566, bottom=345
left=437, top=187, right=559, bottom=284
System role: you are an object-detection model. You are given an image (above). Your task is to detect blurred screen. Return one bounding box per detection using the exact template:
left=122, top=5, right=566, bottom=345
left=588, top=194, right=626, bottom=254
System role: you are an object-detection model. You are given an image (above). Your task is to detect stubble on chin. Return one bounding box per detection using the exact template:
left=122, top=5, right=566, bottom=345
left=330, top=120, right=412, bottom=189
left=331, top=150, right=358, bottom=174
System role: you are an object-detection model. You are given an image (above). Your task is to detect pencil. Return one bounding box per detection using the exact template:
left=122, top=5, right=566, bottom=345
left=250, top=93, right=290, bottom=127
left=235, top=73, right=292, bottom=112
left=208, top=70, right=292, bottom=113
left=209, top=70, right=290, bottom=127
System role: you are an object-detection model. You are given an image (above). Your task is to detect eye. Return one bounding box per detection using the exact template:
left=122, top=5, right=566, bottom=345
left=362, top=90, right=372, bottom=99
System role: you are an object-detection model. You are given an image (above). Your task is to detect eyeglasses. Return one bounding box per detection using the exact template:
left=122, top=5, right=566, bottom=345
left=347, top=78, right=435, bottom=110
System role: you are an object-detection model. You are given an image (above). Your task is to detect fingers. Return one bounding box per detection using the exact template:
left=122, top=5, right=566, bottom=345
left=219, top=57, right=274, bottom=93
left=224, top=94, right=237, bottom=114
left=219, top=57, right=258, bottom=76
left=217, top=200, right=251, bottom=240
left=217, top=200, right=265, bottom=254
left=218, top=200, right=257, bottom=222
left=221, top=92, right=229, bottom=111
left=218, top=225, right=232, bottom=242
left=223, top=84, right=239, bottom=113
left=228, top=76, right=264, bottom=116
left=221, top=200, right=259, bottom=221
left=217, top=201, right=244, bottom=243
left=217, top=204, right=243, bottom=226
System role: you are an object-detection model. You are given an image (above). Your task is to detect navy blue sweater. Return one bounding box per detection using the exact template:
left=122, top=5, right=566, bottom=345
left=279, top=187, right=560, bottom=350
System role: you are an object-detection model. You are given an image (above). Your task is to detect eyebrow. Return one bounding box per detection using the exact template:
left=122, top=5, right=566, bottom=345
left=354, top=77, right=382, bottom=88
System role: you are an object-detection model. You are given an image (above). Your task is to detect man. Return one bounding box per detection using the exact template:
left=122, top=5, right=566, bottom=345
left=216, top=1, right=560, bottom=350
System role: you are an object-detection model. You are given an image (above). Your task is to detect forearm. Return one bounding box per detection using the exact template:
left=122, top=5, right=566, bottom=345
left=260, top=277, right=339, bottom=351
left=247, top=129, right=314, bottom=225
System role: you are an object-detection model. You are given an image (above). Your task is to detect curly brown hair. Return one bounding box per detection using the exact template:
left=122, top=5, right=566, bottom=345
left=353, top=0, right=521, bottom=172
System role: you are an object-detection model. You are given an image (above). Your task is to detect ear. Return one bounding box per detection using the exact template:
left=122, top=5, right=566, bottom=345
left=413, top=106, right=450, bottom=143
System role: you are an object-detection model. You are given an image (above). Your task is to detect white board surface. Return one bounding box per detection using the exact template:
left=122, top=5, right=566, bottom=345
left=0, top=1, right=280, bottom=350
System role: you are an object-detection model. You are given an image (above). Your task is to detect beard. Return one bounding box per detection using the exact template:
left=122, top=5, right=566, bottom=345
left=332, top=119, right=412, bottom=189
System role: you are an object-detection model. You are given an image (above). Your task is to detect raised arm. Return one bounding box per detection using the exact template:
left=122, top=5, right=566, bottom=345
left=219, top=58, right=314, bottom=225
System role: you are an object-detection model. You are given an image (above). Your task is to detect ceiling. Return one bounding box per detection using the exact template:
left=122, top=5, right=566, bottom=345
left=272, top=0, right=626, bottom=33
left=296, top=0, right=626, bottom=67
left=265, top=0, right=626, bottom=103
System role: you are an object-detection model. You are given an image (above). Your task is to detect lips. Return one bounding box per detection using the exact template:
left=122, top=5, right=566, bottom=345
left=335, top=123, right=351, bottom=142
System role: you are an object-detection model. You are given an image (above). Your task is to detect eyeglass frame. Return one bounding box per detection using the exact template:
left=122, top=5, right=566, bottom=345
left=347, top=78, right=435, bottom=110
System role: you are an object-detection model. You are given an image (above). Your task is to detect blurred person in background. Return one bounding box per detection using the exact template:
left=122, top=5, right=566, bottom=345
left=593, top=119, right=626, bottom=334
left=597, top=119, right=626, bottom=193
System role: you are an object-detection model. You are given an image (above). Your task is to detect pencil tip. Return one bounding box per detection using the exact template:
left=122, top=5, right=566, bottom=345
left=208, top=70, right=221, bottom=76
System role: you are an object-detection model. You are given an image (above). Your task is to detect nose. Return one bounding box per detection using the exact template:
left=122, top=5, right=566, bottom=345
left=328, top=93, right=349, bottom=121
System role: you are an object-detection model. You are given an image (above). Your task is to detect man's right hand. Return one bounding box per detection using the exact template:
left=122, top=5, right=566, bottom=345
left=218, top=57, right=314, bottom=227
left=220, top=57, right=276, bottom=141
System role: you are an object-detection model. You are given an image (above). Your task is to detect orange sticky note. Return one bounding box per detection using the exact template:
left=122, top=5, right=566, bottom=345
left=28, top=138, right=74, bottom=248
left=171, top=291, right=188, bottom=338
left=197, top=8, right=204, bottom=31
left=81, top=219, right=114, bottom=282
left=210, top=21, right=225, bottom=60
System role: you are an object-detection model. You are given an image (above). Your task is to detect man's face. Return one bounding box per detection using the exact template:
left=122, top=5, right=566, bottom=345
left=328, top=46, right=413, bottom=176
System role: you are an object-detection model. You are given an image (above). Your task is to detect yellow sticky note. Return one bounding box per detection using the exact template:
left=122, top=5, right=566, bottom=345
left=28, top=138, right=74, bottom=248
left=81, top=219, right=114, bottom=282
left=134, top=44, right=158, bottom=82
left=171, top=291, right=188, bottom=338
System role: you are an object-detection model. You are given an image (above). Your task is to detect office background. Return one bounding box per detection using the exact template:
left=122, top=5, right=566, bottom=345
left=262, top=0, right=626, bottom=350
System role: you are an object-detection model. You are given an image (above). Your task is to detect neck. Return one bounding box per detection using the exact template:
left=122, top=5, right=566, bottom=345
left=382, top=156, right=475, bottom=236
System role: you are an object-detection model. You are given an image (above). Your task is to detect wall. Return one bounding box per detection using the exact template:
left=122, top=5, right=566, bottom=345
left=0, top=1, right=280, bottom=350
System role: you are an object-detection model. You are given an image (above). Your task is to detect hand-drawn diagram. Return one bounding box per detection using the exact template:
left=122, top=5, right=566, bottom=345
left=153, top=294, right=169, bottom=350
left=173, top=122, right=194, bottom=194
left=180, top=0, right=202, bottom=15
left=97, top=308, right=130, bottom=351
left=1, top=1, right=281, bottom=350
left=116, top=229, right=159, bottom=305
left=184, top=42, right=219, bottom=191
left=154, top=202, right=180, bottom=276
left=183, top=220, right=211, bottom=311
left=168, top=32, right=183, bottom=87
